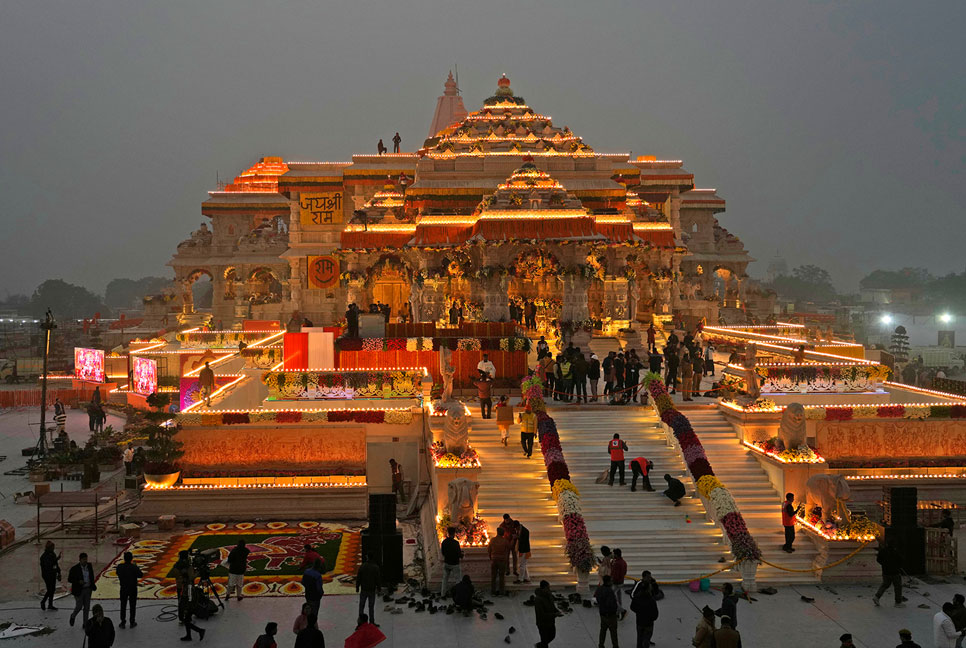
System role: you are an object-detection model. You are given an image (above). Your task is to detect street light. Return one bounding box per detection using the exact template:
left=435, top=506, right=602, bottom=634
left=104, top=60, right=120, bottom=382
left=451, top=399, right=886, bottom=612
left=880, top=314, right=893, bottom=325
left=939, top=313, right=953, bottom=324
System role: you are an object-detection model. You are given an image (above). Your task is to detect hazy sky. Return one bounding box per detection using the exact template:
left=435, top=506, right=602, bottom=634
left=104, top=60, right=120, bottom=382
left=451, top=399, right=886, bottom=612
left=1, top=1, right=963, bottom=296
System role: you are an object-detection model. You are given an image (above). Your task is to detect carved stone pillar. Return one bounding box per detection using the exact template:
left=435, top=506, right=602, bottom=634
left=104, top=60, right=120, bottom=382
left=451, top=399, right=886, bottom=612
left=422, top=279, right=445, bottom=323
left=345, top=279, right=365, bottom=309
left=602, top=277, right=629, bottom=322
left=561, top=276, right=590, bottom=322
left=482, top=276, right=510, bottom=322
left=288, top=259, right=302, bottom=312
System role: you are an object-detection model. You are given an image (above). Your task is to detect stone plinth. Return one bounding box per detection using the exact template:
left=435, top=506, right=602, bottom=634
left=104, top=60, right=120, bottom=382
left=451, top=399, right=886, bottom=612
left=802, top=529, right=879, bottom=582
left=750, top=450, right=827, bottom=505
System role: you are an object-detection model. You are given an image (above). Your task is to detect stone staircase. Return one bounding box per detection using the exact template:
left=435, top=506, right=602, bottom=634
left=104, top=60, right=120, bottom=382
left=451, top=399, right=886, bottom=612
left=679, top=405, right=820, bottom=583
left=469, top=406, right=575, bottom=586
left=550, top=406, right=737, bottom=585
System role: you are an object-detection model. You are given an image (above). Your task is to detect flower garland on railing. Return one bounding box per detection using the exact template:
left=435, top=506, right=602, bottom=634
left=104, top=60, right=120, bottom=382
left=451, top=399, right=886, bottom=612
left=746, top=439, right=825, bottom=464
left=522, top=376, right=596, bottom=573
left=755, top=364, right=891, bottom=383
left=430, top=441, right=481, bottom=468
left=178, top=408, right=414, bottom=426
left=337, top=336, right=531, bottom=353
left=804, top=403, right=966, bottom=421
left=261, top=369, right=423, bottom=400
left=643, top=373, right=762, bottom=562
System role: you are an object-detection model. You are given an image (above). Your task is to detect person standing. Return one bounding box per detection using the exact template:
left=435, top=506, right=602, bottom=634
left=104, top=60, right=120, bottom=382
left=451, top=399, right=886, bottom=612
left=68, top=552, right=96, bottom=627
left=693, top=606, right=716, bottom=648
left=173, top=550, right=205, bottom=641
left=474, top=371, right=493, bottom=419
left=85, top=604, right=115, bottom=648
left=663, top=474, right=685, bottom=506
left=440, top=527, right=463, bottom=597
left=611, top=548, right=628, bottom=619
left=392, top=132, right=401, bottom=153
left=608, top=434, right=628, bottom=486
left=611, top=353, right=625, bottom=403
left=691, top=351, right=704, bottom=398
left=873, top=538, right=905, bottom=608
left=488, top=527, right=509, bottom=596
left=299, top=544, right=323, bottom=572
left=895, top=628, right=922, bottom=648
left=665, top=346, right=679, bottom=394
left=630, top=580, right=659, bottom=648
left=389, top=458, right=405, bottom=503
left=714, top=582, right=739, bottom=629
left=949, top=593, right=966, bottom=632
left=680, top=351, right=694, bottom=401
left=704, top=344, right=715, bottom=376
left=115, top=551, right=142, bottom=628
left=572, top=350, right=588, bottom=403
left=594, top=575, right=620, bottom=648
left=781, top=492, right=800, bottom=553
left=122, top=445, right=134, bottom=476
left=558, top=355, right=573, bottom=402
left=40, top=540, right=61, bottom=611
left=647, top=349, right=662, bottom=379
left=627, top=352, right=643, bottom=402
left=541, top=354, right=556, bottom=398
left=346, top=303, right=359, bottom=338
left=294, top=615, right=325, bottom=648
left=226, top=540, right=250, bottom=602
left=495, top=396, right=513, bottom=446
left=603, top=352, right=616, bottom=397
left=499, top=514, right=519, bottom=577
left=646, top=323, right=657, bottom=353
left=477, top=353, right=496, bottom=379
left=629, top=457, right=654, bottom=492
left=53, top=397, right=67, bottom=435
left=597, top=546, right=613, bottom=586
left=534, top=580, right=560, bottom=648
left=355, top=553, right=381, bottom=626
left=253, top=622, right=278, bottom=648
left=934, top=603, right=959, bottom=648
left=198, top=361, right=215, bottom=407
left=302, top=558, right=324, bottom=617
left=520, top=404, right=536, bottom=458
left=292, top=603, right=312, bottom=636
left=513, top=520, right=531, bottom=584
left=588, top=352, right=601, bottom=402
left=711, top=616, right=741, bottom=648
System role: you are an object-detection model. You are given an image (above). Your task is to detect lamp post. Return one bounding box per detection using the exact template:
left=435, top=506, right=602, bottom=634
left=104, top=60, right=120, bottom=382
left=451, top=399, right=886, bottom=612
left=38, top=309, right=57, bottom=456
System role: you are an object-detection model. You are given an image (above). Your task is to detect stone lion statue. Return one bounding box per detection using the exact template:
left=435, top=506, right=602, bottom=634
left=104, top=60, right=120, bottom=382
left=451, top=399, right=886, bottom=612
left=443, top=402, right=470, bottom=455
left=805, top=473, right=851, bottom=524
left=777, top=403, right=807, bottom=450
left=446, top=477, right=480, bottom=526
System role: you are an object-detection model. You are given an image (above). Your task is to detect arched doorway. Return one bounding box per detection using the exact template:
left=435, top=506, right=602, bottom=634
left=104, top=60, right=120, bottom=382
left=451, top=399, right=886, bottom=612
left=369, top=256, right=412, bottom=322
left=185, top=269, right=213, bottom=314
left=509, top=250, right=562, bottom=331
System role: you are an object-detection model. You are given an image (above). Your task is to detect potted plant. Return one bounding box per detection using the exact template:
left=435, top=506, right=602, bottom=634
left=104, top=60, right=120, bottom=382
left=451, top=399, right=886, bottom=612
left=141, top=393, right=184, bottom=487
left=96, top=445, right=123, bottom=472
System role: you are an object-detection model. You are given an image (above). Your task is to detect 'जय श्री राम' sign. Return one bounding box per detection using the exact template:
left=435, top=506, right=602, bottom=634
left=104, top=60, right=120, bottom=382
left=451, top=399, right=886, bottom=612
left=307, top=255, right=340, bottom=289
left=299, top=192, right=343, bottom=228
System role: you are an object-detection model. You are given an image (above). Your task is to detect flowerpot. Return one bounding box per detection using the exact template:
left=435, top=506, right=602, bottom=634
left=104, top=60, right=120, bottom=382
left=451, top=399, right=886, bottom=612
left=576, top=569, right=590, bottom=590
left=29, top=470, right=46, bottom=483
left=144, top=471, right=181, bottom=488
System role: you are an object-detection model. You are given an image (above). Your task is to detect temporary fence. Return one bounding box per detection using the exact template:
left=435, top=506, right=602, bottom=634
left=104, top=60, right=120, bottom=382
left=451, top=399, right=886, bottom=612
left=0, top=388, right=84, bottom=409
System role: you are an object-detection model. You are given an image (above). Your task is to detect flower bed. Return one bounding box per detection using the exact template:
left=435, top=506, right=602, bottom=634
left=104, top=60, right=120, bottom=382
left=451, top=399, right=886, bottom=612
left=797, top=511, right=879, bottom=542
left=178, top=408, right=414, bottom=426
left=337, top=335, right=530, bottom=353
left=522, top=376, right=595, bottom=573
left=805, top=403, right=966, bottom=421
left=430, top=441, right=481, bottom=468
left=644, top=373, right=762, bottom=562
left=261, top=369, right=424, bottom=399
left=745, top=439, right=825, bottom=464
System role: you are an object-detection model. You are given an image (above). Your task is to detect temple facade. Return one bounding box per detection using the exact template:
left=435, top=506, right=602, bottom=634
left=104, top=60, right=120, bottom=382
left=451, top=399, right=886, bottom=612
left=164, top=74, right=767, bottom=330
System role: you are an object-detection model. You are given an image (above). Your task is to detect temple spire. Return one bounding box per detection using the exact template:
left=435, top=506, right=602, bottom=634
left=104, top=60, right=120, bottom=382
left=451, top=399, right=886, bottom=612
left=428, top=71, right=468, bottom=138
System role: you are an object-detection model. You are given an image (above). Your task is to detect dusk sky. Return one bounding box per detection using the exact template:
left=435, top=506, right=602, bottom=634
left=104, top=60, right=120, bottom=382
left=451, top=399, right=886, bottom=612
left=1, top=1, right=963, bottom=296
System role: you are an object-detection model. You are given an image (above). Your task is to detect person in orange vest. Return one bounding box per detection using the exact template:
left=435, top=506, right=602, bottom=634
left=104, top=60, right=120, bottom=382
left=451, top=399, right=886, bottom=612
left=629, top=457, right=655, bottom=492
left=607, top=434, right=628, bottom=487
left=781, top=492, right=802, bottom=553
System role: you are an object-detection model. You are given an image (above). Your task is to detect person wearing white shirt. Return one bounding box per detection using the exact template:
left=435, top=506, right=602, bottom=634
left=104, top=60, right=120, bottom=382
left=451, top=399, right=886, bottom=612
left=934, top=602, right=961, bottom=648
left=477, top=354, right=496, bottom=379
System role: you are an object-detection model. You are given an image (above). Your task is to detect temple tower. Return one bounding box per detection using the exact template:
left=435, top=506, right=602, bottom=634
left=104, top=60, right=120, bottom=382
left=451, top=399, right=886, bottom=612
left=427, top=71, right=468, bottom=138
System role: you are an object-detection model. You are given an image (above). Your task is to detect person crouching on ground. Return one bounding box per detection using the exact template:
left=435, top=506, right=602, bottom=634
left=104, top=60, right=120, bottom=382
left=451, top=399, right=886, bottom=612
left=663, top=474, right=685, bottom=506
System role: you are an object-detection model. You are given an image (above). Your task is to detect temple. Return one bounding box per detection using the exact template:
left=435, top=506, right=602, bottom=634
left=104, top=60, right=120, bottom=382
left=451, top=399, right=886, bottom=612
left=163, top=74, right=770, bottom=331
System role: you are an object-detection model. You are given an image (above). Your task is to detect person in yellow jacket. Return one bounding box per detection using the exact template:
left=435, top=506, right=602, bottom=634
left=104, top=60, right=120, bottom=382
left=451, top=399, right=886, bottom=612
left=519, top=405, right=537, bottom=458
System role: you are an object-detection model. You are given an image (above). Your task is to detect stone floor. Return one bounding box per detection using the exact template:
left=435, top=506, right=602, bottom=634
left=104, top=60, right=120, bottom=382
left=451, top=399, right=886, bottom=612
left=2, top=579, right=966, bottom=647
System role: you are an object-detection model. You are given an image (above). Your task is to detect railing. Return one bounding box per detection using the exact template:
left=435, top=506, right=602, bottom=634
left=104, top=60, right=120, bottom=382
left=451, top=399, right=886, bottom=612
left=934, top=378, right=966, bottom=397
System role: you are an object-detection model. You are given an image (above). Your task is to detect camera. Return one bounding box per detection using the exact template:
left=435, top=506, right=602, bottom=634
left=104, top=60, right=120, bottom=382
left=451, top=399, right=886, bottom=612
left=190, top=548, right=220, bottom=579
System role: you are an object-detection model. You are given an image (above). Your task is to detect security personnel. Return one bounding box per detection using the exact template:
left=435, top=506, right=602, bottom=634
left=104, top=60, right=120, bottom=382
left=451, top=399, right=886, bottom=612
left=607, top=434, right=628, bottom=486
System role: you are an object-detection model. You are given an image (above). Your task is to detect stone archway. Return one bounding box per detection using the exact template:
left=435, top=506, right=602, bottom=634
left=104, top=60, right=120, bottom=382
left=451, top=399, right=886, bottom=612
left=182, top=268, right=214, bottom=314
left=509, top=249, right=563, bottom=330
left=368, top=255, right=413, bottom=323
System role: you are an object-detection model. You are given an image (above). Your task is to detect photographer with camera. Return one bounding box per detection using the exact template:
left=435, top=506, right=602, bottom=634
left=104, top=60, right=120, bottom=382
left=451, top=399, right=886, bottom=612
left=174, top=551, right=206, bottom=641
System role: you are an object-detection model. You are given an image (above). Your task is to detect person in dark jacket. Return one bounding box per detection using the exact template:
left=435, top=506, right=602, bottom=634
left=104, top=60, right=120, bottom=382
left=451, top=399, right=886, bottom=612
left=226, top=540, right=250, bottom=602
left=648, top=350, right=662, bottom=377
left=712, top=616, right=741, bottom=648
left=588, top=353, right=601, bottom=401
left=85, top=604, right=115, bottom=648
left=594, top=575, right=619, bottom=648
left=440, top=527, right=463, bottom=596
left=451, top=575, right=475, bottom=616
left=572, top=351, right=588, bottom=403
left=611, top=353, right=626, bottom=403
left=715, top=582, right=739, bottom=628
left=664, top=346, right=679, bottom=394
left=513, top=520, right=531, bottom=583
left=302, top=559, right=324, bottom=617
left=663, top=474, right=685, bottom=506
left=872, top=538, right=905, bottom=607
left=602, top=352, right=615, bottom=397
left=40, top=540, right=61, bottom=611
left=631, top=580, right=659, bottom=648
left=895, top=628, right=921, bottom=648
left=294, top=614, right=325, bottom=648
left=115, top=551, right=143, bottom=628
left=355, top=554, right=381, bottom=626
left=949, top=593, right=966, bottom=632
left=534, top=580, right=560, bottom=648
left=253, top=622, right=278, bottom=648
left=68, top=552, right=97, bottom=627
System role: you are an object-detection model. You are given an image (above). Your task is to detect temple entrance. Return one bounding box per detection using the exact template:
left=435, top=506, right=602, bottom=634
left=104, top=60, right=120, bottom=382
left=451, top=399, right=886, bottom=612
left=369, top=257, right=412, bottom=322
left=509, top=250, right=563, bottom=331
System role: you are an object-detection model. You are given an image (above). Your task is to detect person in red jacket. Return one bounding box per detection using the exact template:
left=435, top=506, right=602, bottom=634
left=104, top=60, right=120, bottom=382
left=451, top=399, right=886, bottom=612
left=607, top=434, right=628, bottom=486
left=299, top=544, right=323, bottom=572
left=629, top=457, right=655, bottom=492
left=781, top=492, right=802, bottom=553
left=611, top=548, right=628, bottom=619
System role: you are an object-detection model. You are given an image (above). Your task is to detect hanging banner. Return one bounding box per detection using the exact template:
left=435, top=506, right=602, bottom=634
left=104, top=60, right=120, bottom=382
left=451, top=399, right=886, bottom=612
left=308, top=255, right=340, bottom=289
left=299, top=192, right=344, bottom=228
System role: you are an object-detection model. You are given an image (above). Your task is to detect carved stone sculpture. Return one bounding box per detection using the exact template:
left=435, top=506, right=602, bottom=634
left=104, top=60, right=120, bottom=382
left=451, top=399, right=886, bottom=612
left=805, top=473, right=851, bottom=524
left=626, top=277, right=638, bottom=327
left=409, top=282, right=423, bottom=323
left=742, top=343, right=760, bottom=399
left=443, top=401, right=469, bottom=455
left=446, top=477, right=480, bottom=526
left=440, top=347, right=455, bottom=402
left=777, top=403, right=807, bottom=450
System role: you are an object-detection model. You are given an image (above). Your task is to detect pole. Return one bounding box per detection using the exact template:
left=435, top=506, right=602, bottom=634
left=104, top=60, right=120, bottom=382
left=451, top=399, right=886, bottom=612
left=38, top=309, right=57, bottom=456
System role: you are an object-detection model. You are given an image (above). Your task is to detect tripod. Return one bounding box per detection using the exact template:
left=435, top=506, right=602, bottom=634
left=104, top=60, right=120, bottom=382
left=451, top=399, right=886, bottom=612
left=193, top=570, right=225, bottom=614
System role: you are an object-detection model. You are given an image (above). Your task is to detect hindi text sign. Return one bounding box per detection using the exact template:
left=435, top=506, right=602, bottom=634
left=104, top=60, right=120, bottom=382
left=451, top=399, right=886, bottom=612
left=308, top=256, right=340, bottom=289
left=299, top=192, right=343, bottom=228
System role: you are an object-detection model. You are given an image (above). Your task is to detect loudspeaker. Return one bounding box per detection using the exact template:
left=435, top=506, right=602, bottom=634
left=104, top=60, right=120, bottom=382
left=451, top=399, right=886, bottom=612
left=889, top=487, right=918, bottom=528
left=361, top=530, right=404, bottom=584
left=884, top=526, right=925, bottom=575
left=368, top=494, right=396, bottom=533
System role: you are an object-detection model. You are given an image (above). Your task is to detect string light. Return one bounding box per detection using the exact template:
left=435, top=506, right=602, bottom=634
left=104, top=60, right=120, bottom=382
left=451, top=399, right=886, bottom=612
left=146, top=478, right=367, bottom=491
left=742, top=440, right=825, bottom=464
left=844, top=473, right=966, bottom=481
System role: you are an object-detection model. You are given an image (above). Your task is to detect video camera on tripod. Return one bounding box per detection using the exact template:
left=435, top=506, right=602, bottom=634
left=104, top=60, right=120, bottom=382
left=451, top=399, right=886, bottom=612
left=189, top=548, right=220, bottom=578
left=186, top=548, right=224, bottom=618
